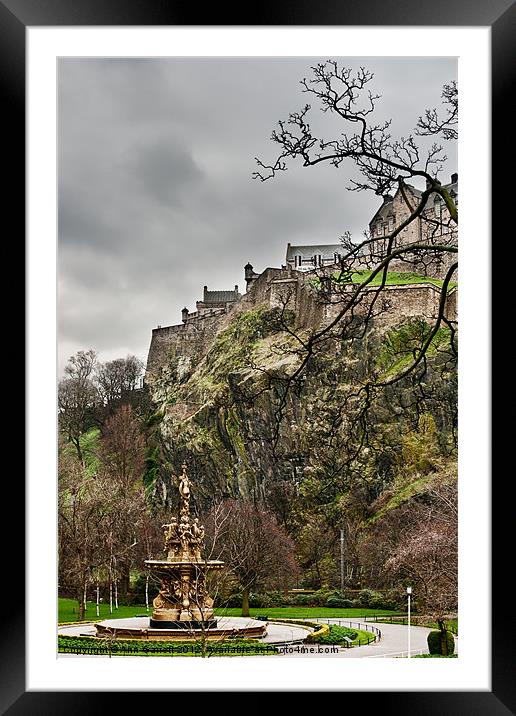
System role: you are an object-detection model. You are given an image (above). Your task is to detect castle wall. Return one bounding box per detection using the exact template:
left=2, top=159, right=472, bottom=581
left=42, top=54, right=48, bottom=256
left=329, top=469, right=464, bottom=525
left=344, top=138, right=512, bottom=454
left=324, top=283, right=457, bottom=327
left=146, top=267, right=457, bottom=385
left=146, top=313, right=227, bottom=383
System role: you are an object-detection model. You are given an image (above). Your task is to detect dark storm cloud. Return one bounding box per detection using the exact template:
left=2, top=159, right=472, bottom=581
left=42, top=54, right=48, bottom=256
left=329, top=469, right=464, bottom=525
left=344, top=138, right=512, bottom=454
left=58, top=56, right=457, bottom=373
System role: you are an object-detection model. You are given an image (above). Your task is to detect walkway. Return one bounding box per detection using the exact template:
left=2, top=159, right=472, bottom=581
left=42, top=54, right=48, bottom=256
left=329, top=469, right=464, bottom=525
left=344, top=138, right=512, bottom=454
left=274, top=618, right=434, bottom=658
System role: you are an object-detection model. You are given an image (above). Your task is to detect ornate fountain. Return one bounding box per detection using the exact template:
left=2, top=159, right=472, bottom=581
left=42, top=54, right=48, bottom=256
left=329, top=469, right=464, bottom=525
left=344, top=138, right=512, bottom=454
left=93, top=464, right=267, bottom=640
left=144, top=464, right=224, bottom=629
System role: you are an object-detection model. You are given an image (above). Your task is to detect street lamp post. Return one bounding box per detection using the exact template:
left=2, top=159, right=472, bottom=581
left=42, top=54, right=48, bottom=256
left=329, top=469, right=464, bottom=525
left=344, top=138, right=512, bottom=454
left=407, top=586, right=412, bottom=658
left=340, top=528, right=345, bottom=594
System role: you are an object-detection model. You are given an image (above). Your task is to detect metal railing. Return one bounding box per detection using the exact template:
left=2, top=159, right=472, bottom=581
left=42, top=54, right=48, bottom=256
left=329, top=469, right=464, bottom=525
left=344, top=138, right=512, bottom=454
left=363, top=614, right=458, bottom=636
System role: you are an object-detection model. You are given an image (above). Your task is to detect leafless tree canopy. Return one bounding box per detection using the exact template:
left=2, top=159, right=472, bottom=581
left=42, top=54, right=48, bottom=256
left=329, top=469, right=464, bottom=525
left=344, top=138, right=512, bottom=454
left=204, top=499, right=298, bottom=615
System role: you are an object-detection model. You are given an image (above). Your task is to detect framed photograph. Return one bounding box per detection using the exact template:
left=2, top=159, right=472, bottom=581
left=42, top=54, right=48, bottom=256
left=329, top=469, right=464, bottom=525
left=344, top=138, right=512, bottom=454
left=7, top=0, right=509, bottom=710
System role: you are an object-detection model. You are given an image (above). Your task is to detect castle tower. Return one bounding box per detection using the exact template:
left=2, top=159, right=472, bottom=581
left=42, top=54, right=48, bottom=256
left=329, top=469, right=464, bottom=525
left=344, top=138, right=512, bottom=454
left=244, top=262, right=259, bottom=291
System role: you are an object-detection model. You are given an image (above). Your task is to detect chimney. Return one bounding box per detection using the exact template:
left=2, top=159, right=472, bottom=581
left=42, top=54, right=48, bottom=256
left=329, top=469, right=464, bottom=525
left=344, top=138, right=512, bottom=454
left=451, top=172, right=458, bottom=184
left=235, top=285, right=239, bottom=294
left=203, top=285, right=208, bottom=300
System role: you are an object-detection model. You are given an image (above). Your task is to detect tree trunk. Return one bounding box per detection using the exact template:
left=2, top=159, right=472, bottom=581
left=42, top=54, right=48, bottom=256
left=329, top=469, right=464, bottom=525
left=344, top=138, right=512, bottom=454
left=77, top=597, right=85, bottom=621
left=241, top=587, right=250, bottom=617
left=119, top=561, right=131, bottom=603
left=77, top=582, right=86, bottom=621
left=72, top=437, right=84, bottom=466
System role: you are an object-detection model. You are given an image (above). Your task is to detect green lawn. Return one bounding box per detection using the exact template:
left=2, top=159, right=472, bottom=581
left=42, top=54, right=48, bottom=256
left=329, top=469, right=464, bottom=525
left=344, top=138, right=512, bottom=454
left=58, top=598, right=402, bottom=624
left=338, top=270, right=457, bottom=290
left=58, top=597, right=151, bottom=623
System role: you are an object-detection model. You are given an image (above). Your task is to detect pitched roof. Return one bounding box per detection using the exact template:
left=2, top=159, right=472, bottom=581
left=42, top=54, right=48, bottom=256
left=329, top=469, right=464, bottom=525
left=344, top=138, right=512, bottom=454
left=203, top=290, right=238, bottom=304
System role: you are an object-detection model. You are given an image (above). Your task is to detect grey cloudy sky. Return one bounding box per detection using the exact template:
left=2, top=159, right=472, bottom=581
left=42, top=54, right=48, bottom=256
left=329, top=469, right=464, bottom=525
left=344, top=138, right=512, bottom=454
left=58, top=56, right=457, bottom=375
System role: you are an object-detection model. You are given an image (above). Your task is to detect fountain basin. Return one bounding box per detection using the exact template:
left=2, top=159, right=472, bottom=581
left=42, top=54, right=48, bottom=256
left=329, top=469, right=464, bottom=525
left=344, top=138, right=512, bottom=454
left=94, top=616, right=268, bottom=640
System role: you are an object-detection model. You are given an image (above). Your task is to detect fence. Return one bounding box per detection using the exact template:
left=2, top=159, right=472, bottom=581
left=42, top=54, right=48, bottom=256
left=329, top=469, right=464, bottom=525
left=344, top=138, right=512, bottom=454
left=362, top=614, right=458, bottom=636
left=363, top=614, right=408, bottom=624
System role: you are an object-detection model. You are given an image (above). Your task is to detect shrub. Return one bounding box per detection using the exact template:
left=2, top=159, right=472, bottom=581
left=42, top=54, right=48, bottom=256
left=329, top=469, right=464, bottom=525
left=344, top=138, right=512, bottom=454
left=263, top=591, right=294, bottom=607
left=222, top=593, right=243, bottom=609
left=305, top=623, right=330, bottom=643
left=326, top=595, right=353, bottom=608
left=368, top=593, right=396, bottom=610
left=295, top=594, right=314, bottom=606
left=249, top=593, right=273, bottom=608
left=302, top=589, right=332, bottom=606
left=309, top=625, right=358, bottom=645
left=381, top=588, right=405, bottom=610
left=357, top=589, right=383, bottom=607
left=427, top=629, right=455, bottom=656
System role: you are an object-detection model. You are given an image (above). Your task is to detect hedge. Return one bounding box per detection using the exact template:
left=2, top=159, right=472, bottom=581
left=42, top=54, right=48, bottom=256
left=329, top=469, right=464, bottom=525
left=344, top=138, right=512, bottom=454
left=427, top=630, right=455, bottom=656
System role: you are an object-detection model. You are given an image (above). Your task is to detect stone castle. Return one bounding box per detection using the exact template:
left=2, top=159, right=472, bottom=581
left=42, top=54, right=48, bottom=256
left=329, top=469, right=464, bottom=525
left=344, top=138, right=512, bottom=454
left=146, top=176, right=458, bottom=385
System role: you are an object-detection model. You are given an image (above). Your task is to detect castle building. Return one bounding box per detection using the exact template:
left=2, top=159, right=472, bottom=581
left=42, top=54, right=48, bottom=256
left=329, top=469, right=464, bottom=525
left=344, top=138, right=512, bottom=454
left=285, top=243, right=343, bottom=271
left=195, top=285, right=240, bottom=316
left=181, top=285, right=240, bottom=323
left=369, top=173, right=458, bottom=252
left=367, top=173, right=458, bottom=280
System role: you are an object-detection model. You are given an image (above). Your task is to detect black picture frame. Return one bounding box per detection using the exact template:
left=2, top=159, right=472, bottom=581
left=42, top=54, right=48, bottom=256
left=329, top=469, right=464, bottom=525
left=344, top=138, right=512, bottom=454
left=5, top=0, right=511, bottom=711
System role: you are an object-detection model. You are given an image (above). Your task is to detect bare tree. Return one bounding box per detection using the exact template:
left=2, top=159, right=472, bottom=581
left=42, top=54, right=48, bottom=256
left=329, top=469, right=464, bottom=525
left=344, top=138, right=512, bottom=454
left=58, top=404, right=148, bottom=617
left=96, top=355, right=144, bottom=406
left=384, top=478, right=457, bottom=639
left=58, top=349, right=99, bottom=464
left=416, top=81, right=458, bottom=140
left=58, top=445, right=109, bottom=620
left=96, top=404, right=147, bottom=601
left=204, top=499, right=298, bottom=616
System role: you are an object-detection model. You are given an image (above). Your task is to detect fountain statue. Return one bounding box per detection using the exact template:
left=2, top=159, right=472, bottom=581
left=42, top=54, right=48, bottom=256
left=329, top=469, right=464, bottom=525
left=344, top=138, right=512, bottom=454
left=144, top=464, right=224, bottom=628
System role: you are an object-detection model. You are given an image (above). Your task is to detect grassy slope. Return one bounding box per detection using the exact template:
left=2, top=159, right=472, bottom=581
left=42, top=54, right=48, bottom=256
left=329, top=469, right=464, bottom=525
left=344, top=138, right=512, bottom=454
left=61, top=427, right=101, bottom=475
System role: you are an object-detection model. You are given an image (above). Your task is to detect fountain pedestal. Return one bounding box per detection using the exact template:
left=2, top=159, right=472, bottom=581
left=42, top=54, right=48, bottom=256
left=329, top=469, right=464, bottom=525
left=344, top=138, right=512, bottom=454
left=144, top=559, right=224, bottom=628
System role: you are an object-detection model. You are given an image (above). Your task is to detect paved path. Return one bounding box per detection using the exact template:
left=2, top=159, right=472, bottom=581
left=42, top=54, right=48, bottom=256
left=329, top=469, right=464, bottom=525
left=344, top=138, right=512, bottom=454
left=273, top=618, right=433, bottom=658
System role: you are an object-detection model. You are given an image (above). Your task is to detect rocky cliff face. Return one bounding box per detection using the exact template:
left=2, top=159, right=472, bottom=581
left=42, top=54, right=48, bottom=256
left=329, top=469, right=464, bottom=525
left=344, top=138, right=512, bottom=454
left=145, top=288, right=457, bottom=523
